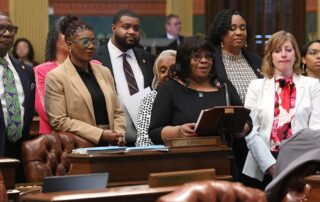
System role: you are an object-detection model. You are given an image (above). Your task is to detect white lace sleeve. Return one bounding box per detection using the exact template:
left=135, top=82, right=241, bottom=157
left=135, top=90, right=158, bottom=147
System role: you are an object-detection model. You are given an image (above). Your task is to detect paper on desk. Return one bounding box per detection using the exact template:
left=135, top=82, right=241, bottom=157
left=72, top=145, right=169, bottom=154
left=122, top=87, right=151, bottom=128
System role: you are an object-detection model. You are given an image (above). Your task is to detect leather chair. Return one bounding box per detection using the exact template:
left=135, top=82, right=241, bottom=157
left=0, top=170, right=8, bottom=202
left=22, top=132, right=94, bottom=182
left=157, top=180, right=267, bottom=202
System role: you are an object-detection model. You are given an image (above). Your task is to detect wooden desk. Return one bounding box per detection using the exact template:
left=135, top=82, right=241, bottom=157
left=0, top=158, right=20, bottom=189
left=68, top=145, right=232, bottom=186
left=21, top=184, right=178, bottom=202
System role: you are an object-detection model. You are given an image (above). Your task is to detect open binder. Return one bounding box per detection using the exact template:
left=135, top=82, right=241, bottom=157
left=195, top=106, right=250, bottom=136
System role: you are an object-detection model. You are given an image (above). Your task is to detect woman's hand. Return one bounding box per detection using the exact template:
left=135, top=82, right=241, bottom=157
left=115, top=133, right=126, bottom=146
left=101, top=130, right=125, bottom=146
left=234, top=122, right=251, bottom=138
left=178, top=123, right=196, bottom=138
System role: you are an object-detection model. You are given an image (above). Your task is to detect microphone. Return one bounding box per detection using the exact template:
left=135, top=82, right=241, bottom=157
left=223, top=83, right=230, bottom=106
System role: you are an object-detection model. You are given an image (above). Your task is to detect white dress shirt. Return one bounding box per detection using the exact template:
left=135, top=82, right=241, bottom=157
left=108, top=40, right=144, bottom=142
left=0, top=54, right=25, bottom=127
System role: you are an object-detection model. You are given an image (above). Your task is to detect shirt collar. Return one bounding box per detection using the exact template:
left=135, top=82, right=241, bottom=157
left=108, top=40, right=134, bottom=59
left=1, top=53, right=13, bottom=68
left=166, top=33, right=176, bottom=39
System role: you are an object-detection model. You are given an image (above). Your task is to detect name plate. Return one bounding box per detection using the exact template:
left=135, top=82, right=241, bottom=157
left=165, top=136, right=221, bottom=148
left=148, top=169, right=215, bottom=188
left=224, top=107, right=235, bottom=114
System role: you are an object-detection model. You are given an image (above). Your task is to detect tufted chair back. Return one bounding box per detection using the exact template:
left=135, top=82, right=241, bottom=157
left=157, top=180, right=267, bottom=202
left=22, top=132, right=94, bottom=183
left=0, top=170, right=8, bottom=202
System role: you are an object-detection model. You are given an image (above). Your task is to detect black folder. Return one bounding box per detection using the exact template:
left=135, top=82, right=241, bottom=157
left=195, top=106, right=250, bottom=136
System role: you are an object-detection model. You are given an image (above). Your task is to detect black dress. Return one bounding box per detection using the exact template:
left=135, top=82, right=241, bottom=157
left=148, top=79, right=242, bottom=145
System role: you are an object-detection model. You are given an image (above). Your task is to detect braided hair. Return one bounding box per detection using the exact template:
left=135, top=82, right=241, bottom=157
left=59, top=14, right=93, bottom=42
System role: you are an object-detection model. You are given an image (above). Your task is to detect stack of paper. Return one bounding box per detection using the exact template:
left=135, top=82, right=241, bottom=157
left=72, top=145, right=169, bottom=154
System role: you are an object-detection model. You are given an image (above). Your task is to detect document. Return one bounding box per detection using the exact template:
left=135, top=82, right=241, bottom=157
left=194, top=106, right=250, bottom=136
left=72, top=145, right=169, bottom=154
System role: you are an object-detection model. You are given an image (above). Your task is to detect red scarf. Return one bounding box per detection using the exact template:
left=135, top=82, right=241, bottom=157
left=278, top=78, right=293, bottom=113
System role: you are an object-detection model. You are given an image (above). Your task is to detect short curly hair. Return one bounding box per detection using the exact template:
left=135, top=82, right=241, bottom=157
left=207, top=9, right=251, bottom=46
left=175, top=35, right=218, bottom=87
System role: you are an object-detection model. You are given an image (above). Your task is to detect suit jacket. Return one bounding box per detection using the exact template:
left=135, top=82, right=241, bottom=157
left=0, top=56, right=35, bottom=156
left=93, top=39, right=156, bottom=89
left=213, top=47, right=263, bottom=102
left=243, top=75, right=320, bottom=180
left=161, top=34, right=184, bottom=50
left=45, top=57, right=126, bottom=144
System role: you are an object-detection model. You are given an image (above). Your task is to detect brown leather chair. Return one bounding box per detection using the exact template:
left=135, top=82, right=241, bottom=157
left=22, top=132, right=94, bottom=182
left=0, top=170, right=8, bottom=202
left=157, top=180, right=266, bottom=202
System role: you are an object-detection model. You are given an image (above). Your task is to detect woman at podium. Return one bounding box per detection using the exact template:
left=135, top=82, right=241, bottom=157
left=148, top=35, right=244, bottom=145
left=243, top=31, right=320, bottom=189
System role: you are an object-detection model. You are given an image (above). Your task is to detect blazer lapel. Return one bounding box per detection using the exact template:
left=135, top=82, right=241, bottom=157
left=213, top=47, right=228, bottom=79
left=10, top=57, right=30, bottom=108
left=10, top=57, right=33, bottom=126
left=293, top=74, right=304, bottom=114
left=133, top=48, right=148, bottom=88
left=65, top=58, right=95, bottom=119
left=91, top=65, right=113, bottom=126
left=264, top=78, right=276, bottom=132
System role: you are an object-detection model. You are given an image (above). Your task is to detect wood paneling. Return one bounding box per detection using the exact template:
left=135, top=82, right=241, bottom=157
left=205, top=0, right=306, bottom=56
left=10, top=0, right=48, bottom=63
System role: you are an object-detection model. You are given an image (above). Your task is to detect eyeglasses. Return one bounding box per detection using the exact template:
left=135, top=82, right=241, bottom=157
left=70, top=38, right=98, bottom=48
left=191, top=52, right=213, bottom=62
left=306, top=49, right=320, bottom=57
left=0, top=25, right=18, bottom=35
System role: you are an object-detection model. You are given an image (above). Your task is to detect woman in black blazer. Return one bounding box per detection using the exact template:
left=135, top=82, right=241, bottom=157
left=207, top=9, right=263, bottom=189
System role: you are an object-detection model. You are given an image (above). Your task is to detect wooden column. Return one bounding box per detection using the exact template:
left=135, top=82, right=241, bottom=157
left=166, top=0, right=193, bottom=36
left=9, top=0, right=48, bottom=63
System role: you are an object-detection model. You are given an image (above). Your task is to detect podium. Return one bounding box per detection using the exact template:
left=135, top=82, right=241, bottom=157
left=68, top=146, right=232, bottom=186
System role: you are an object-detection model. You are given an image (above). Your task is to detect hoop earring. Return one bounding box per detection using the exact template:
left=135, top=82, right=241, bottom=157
left=220, top=42, right=224, bottom=48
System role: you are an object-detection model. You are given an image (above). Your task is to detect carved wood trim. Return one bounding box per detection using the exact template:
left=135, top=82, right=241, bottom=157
left=49, top=0, right=166, bottom=16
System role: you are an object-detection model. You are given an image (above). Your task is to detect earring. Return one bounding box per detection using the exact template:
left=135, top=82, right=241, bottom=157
left=245, top=41, right=248, bottom=47
left=302, top=63, right=306, bottom=74
left=220, top=42, right=224, bottom=48
left=69, top=49, right=72, bottom=54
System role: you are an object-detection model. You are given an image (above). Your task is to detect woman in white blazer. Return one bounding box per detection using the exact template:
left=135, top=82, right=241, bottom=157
left=243, top=31, right=320, bottom=188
